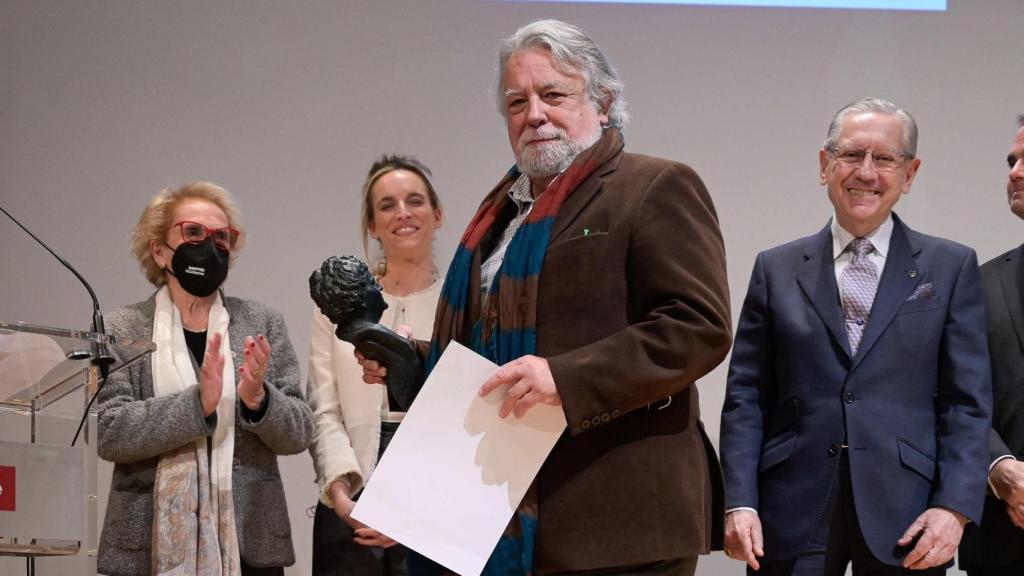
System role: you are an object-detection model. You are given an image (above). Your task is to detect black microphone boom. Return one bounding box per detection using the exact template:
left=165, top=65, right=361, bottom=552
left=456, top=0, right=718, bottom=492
left=0, top=205, right=115, bottom=378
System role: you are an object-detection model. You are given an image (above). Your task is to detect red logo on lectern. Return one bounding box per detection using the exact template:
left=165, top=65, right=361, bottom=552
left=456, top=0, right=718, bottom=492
left=0, top=466, right=15, bottom=511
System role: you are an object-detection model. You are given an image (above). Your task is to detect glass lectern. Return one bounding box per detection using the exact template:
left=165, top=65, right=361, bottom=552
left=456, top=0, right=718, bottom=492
left=0, top=321, right=154, bottom=575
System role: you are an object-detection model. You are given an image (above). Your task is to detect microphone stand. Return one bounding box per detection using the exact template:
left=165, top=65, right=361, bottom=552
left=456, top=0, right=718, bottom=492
left=0, top=204, right=115, bottom=445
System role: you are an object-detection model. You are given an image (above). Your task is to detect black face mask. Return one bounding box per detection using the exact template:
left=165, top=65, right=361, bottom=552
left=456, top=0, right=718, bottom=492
left=165, top=238, right=229, bottom=297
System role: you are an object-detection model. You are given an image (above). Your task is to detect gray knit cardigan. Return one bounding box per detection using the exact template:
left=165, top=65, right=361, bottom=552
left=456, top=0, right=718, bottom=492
left=95, top=294, right=313, bottom=576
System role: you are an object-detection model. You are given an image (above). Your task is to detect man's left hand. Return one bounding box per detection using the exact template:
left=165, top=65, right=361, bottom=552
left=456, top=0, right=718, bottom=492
left=897, top=507, right=967, bottom=570
left=479, top=355, right=561, bottom=418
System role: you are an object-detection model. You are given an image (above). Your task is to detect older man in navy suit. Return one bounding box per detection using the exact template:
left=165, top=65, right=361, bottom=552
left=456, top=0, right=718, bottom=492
left=720, top=97, right=992, bottom=575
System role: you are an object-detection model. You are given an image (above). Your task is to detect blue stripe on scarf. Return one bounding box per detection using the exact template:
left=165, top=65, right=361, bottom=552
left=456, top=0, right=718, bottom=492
left=499, top=217, right=555, bottom=280
left=406, top=511, right=537, bottom=575
left=444, top=245, right=474, bottom=313
left=469, top=325, right=539, bottom=366
left=426, top=244, right=476, bottom=374
left=495, top=328, right=537, bottom=364
left=482, top=512, right=538, bottom=576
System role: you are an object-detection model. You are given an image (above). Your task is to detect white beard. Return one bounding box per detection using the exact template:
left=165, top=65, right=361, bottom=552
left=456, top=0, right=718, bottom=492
left=515, top=123, right=603, bottom=179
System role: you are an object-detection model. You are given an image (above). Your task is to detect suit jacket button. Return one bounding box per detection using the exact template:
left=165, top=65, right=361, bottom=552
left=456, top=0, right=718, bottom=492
left=591, top=416, right=602, bottom=426
left=828, top=444, right=840, bottom=456
left=844, top=392, right=856, bottom=404
left=581, top=420, right=591, bottom=430
left=232, top=457, right=241, bottom=471
left=600, top=413, right=610, bottom=423
left=611, top=409, right=620, bottom=418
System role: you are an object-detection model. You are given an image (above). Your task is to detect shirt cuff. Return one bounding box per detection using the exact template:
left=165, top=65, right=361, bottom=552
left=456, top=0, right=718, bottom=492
left=989, top=455, right=1017, bottom=500
left=726, top=507, right=758, bottom=515
left=990, top=454, right=1016, bottom=472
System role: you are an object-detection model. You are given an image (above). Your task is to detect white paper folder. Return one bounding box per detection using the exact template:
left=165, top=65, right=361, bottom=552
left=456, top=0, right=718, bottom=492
left=352, top=342, right=568, bottom=575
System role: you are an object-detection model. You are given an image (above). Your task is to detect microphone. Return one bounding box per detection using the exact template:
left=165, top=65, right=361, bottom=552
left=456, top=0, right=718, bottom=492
left=0, top=205, right=115, bottom=379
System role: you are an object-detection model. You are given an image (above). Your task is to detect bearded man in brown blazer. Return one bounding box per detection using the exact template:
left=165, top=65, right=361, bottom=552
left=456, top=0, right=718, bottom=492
left=360, top=19, right=731, bottom=576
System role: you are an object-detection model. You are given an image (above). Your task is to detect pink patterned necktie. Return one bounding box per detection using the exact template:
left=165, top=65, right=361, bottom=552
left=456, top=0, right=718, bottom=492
left=842, top=237, right=878, bottom=355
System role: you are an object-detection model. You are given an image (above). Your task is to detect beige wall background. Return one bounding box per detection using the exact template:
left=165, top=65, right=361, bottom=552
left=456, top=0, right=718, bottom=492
left=2, top=1, right=1021, bottom=574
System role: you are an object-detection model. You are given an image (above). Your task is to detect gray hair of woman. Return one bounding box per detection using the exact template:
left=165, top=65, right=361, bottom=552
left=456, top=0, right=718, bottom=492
left=495, top=19, right=629, bottom=129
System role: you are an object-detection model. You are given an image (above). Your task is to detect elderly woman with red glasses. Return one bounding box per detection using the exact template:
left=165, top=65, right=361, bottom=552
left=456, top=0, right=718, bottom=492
left=95, top=181, right=313, bottom=576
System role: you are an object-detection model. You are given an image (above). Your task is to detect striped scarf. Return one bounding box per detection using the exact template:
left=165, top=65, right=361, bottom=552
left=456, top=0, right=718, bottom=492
left=416, top=127, right=623, bottom=575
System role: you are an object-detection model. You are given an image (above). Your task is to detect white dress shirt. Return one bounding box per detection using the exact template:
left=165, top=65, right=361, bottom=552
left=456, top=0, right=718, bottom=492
left=831, top=213, right=892, bottom=293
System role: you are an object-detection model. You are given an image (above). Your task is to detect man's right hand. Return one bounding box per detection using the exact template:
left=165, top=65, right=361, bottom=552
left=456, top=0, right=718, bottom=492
left=725, top=510, right=765, bottom=570
left=354, top=325, right=413, bottom=385
left=991, top=458, right=1024, bottom=527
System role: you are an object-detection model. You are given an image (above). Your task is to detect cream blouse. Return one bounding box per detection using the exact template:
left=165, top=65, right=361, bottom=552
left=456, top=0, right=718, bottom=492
left=306, top=277, right=443, bottom=507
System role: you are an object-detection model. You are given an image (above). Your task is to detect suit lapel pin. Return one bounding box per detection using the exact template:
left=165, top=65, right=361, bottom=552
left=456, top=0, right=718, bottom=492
left=907, top=269, right=917, bottom=278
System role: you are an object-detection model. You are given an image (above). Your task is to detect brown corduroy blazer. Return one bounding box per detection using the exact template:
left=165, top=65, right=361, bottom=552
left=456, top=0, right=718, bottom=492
left=497, top=148, right=732, bottom=571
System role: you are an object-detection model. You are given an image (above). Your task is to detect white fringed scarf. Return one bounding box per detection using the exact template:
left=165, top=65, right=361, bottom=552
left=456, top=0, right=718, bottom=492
left=151, top=286, right=241, bottom=576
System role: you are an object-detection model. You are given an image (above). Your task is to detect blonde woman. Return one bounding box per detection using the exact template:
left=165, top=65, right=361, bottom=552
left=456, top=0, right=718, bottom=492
left=308, top=155, right=443, bottom=576
left=96, top=182, right=313, bottom=576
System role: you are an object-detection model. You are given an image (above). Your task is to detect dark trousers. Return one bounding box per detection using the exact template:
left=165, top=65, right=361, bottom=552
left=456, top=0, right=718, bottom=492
left=537, top=556, right=698, bottom=576
left=312, top=421, right=405, bottom=576
left=965, top=562, right=1024, bottom=576
left=311, top=500, right=407, bottom=576
left=753, top=452, right=945, bottom=576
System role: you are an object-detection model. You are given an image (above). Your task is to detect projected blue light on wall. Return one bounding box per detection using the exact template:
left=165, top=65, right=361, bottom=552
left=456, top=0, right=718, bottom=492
left=518, top=0, right=946, bottom=9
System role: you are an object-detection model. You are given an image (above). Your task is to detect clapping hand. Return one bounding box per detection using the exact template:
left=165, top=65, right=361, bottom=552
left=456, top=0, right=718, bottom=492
left=238, top=334, right=271, bottom=410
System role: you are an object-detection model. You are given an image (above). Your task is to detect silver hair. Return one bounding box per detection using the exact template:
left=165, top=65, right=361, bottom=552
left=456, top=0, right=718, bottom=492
left=1017, top=114, right=1024, bottom=128
left=496, top=19, right=629, bottom=129
left=823, top=97, right=918, bottom=158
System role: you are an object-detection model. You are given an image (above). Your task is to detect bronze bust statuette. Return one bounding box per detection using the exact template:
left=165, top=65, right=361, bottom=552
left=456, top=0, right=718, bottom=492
left=309, top=255, right=423, bottom=410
